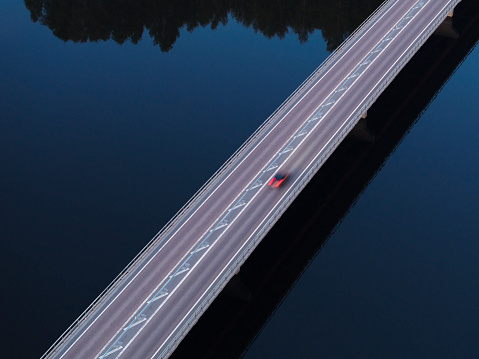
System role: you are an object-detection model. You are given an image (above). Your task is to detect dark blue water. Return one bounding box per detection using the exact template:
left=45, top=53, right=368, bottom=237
left=243, top=46, right=479, bottom=357
left=1, top=1, right=478, bottom=358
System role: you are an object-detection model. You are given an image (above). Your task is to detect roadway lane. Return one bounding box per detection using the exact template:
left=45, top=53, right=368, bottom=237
left=42, top=0, right=460, bottom=358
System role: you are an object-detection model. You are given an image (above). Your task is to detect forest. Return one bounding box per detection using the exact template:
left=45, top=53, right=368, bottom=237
left=24, top=0, right=383, bottom=52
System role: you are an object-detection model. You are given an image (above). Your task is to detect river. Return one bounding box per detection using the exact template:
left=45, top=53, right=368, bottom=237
left=0, top=1, right=478, bottom=358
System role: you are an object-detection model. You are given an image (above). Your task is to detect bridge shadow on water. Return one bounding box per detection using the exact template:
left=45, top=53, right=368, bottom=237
left=170, top=1, right=479, bottom=358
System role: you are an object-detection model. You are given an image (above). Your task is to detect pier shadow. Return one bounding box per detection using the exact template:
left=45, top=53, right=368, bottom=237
left=170, top=1, right=479, bottom=358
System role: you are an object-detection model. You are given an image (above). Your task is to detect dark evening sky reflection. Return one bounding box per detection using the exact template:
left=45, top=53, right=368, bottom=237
left=1, top=1, right=478, bottom=358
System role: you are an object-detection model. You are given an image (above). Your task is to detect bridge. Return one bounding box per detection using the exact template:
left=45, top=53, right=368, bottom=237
left=42, top=0, right=462, bottom=358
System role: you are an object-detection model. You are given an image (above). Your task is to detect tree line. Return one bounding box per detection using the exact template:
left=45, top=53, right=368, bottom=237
left=24, top=0, right=383, bottom=52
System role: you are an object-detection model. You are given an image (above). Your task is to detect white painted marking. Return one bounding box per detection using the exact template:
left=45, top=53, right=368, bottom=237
left=126, top=317, right=146, bottom=330
left=149, top=3, right=443, bottom=357
left=114, top=188, right=266, bottom=358
left=148, top=291, right=168, bottom=303
left=69, top=2, right=419, bottom=359
left=171, top=267, right=189, bottom=277
left=215, top=221, right=228, bottom=230
left=100, top=345, right=123, bottom=357
left=133, top=0, right=405, bottom=283
left=107, top=3, right=414, bottom=355
left=230, top=200, right=246, bottom=210
left=147, top=7, right=438, bottom=352
left=249, top=181, right=263, bottom=190
left=193, top=244, right=209, bottom=253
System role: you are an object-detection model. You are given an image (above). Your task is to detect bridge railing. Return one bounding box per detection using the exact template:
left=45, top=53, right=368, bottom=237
left=44, top=0, right=468, bottom=357
left=154, top=0, right=462, bottom=357
left=141, top=0, right=394, bottom=253
left=40, top=2, right=396, bottom=357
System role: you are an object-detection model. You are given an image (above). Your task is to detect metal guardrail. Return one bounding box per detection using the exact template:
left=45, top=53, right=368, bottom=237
left=155, top=0, right=462, bottom=357
left=40, top=1, right=394, bottom=358
left=41, top=0, right=460, bottom=357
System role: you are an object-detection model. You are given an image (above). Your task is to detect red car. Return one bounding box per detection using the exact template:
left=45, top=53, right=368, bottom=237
left=268, top=172, right=289, bottom=188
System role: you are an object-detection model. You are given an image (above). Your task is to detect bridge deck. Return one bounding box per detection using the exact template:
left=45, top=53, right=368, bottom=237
left=42, top=0, right=461, bottom=358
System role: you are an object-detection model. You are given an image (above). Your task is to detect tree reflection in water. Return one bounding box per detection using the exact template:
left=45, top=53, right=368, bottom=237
left=24, top=0, right=383, bottom=52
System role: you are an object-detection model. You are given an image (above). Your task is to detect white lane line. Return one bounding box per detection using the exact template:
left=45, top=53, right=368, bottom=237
left=103, top=0, right=416, bottom=356
left=152, top=0, right=430, bottom=350
left=62, top=2, right=407, bottom=358
left=103, top=6, right=404, bottom=351
left=119, top=0, right=402, bottom=262
left=112, top=245, right=218, bottom=358
left=101, top=161, right=270, bottom=358
left=142, top=0, right=401, bottom=263
left=150, top=1, right=432, bottom=357
left=97, top=135, right=292, bottom=358
left=150, top=1, right=439, bottom=357
left=265, top=0, right=427, bottom=176
left=114, top=173, right=272, bottom=359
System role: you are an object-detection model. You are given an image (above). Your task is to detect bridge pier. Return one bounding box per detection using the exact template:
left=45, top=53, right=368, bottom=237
left=435, top=17, right=459, bottom=38
left=348, top=117, right=375, bottom=143
left=434, top=7, right=459, bottom=38
left=41, top=1, right=472, bottom=358
left=224, top=273, right=251, bottom=301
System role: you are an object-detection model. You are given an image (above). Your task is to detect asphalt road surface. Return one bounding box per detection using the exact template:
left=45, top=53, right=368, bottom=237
left=42, top=0, right=461, bottom=358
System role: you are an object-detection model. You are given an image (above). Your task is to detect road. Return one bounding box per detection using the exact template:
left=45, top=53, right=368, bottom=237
left=42, top=0, right=461, bottom=358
